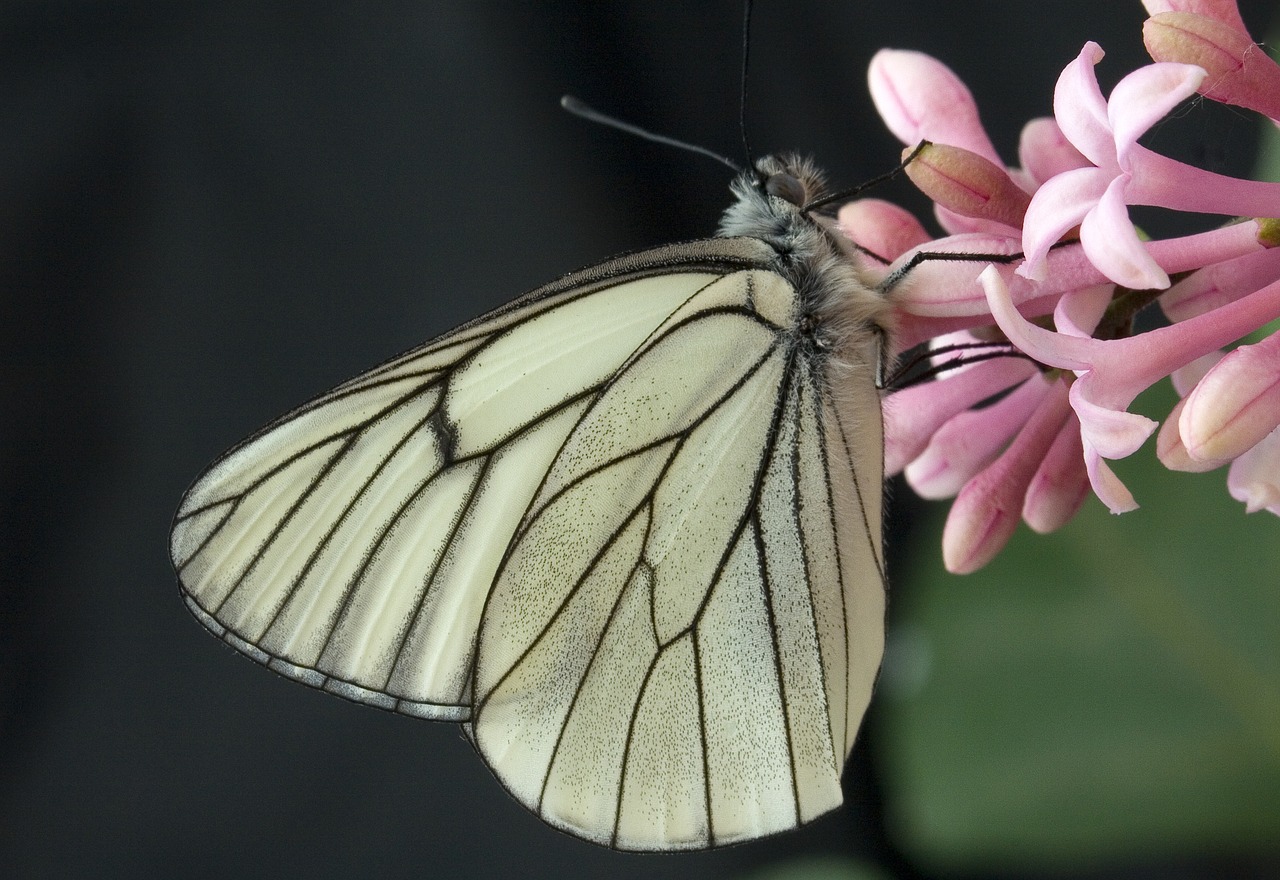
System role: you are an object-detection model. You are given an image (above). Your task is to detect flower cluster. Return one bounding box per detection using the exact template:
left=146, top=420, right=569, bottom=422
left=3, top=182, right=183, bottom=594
left=839, top=0, right=1280, bottom=573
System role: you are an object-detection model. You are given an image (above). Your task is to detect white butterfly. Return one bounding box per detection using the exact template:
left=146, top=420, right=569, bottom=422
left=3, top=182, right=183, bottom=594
left=170, top=153, right=889, bottom=851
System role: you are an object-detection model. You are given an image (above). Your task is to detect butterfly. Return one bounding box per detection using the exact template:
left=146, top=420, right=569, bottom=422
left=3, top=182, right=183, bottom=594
left=169, top=151, right=890, bottom=851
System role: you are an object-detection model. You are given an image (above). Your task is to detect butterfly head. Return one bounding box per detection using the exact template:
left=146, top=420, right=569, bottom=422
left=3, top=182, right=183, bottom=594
left=717, top=153, right=896, bottom=377
left=718, top=153, right=831, bottom=242
left=753, top=154, right=830, bottom=211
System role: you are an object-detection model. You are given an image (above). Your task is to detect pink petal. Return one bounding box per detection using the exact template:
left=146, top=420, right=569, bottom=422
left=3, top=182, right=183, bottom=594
left=867, top=50, right=1001, bottom=164
left=1107, top=63, right=1206, bottom=161
left=933, top=204, right=1024, bottom=238
left=892, top=314, right=995, bottom=354
left=1126, top=146, right=1280, bottom=216
left=1079, top=176, right=1171, bottom=289
left=887, top=233, right=1024, bottom=318
left=1170, top=349, right=1226, bottom=395
left=1158, top=395, right=1229, bottom=471
left=941, top=378, right=1072, bottom=573
left=1054, top=284, right=1113, bottom=337
left=1043, top=279, right=1280, bottom=482
left=1161, top=248, right=1280, bottom=322
left=1145, top=220, right=1268, bottom=277
left=1023, top=411, right=1092, bottom=532
left=1070, top=376, right=1159, bottom=458
left=883, top=357, right=1038, bottom=474
left=903, top=143, right=1032, bottom=229
left=981, top=265, right=1098, bottom=370
left=1018, top=166, right=1110, bottom=280
left=1054, top=43, right=1115, bottom=167
left=982, top=262, right=1280, bottom=492
left=905, top=374, right=1052, bottom=499
left=1144, top=12, right=1280, bottom=120
left=1018, top=117, right=1091, bottom=185
left=1080, top=274, right=1280, bottom=418
left=1180, top=331, right=1280, bottom=460
left=1141, top=0, right=1247, bottom=33
left=897, top=223, right=1263, bottom=335
left=836, top=198, right=932, bottom=262
left=1084, top=440, right=1140, bottom=512
left=1227, top=427, right=1280, bottom=514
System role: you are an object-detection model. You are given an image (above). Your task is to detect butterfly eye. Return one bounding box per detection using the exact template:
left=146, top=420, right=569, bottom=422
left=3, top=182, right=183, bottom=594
left=764, top=172, right=806, bottom=206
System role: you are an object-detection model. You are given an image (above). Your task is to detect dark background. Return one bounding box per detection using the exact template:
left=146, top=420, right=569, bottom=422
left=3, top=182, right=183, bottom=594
left=2, top=2, right=1273, bottom=878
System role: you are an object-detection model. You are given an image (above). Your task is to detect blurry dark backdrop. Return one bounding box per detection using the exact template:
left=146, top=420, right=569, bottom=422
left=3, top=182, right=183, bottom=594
left=2, top=2, right=1275, bottom=878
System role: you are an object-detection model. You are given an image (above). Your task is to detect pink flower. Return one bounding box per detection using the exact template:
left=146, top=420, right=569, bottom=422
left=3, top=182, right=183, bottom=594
left=867, top=49, right=1000, bottom=165
left=868, top=49, right=1016, bottom=238
left=1161, top=248, right=1280, bottom=322
left=1018, top=43, right=1280, bottom=288
left=836, top=197, right=931, bottom=273
left=1140, top=0, right=1246, bottom=31
left=1022, top=412, right=1091, bottom=534
left=854, top=5, right=1280, bottom=569
left=1156, top=352, right=1229, bottom=472
left=1018, top=117, right=1090, bottom=186
left=901, top=142, right=1031, bottom=232
left=883, top=353, right=1036, bottom=475
left=905, top=371, right=1055, bottom=499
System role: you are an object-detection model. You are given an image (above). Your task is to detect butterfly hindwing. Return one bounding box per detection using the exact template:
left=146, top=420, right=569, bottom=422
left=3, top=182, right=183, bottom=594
left=466, top=266, right=886, bottom=849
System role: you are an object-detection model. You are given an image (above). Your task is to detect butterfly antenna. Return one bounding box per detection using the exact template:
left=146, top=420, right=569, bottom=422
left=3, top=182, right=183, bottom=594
left=739, top=0, right=756, bottom=173
left=803, top=141, right=929, bottom=213
left=560, top=95, right=743, bottom=174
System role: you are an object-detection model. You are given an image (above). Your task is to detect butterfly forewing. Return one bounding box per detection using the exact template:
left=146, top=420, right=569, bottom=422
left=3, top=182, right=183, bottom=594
left=172, top=242, right=771, bottom=716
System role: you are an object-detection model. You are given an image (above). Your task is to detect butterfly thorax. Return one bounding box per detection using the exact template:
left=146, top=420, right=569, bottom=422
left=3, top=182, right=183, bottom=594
left=717, top=153, right=892, bottom=366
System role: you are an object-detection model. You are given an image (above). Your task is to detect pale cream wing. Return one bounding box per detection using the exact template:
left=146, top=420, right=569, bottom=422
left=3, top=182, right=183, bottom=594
left=822, top=342, right=888, bottom=762
left=469, top=268, right=887, bottom=850
left=169, top=239, right=779, bottom=720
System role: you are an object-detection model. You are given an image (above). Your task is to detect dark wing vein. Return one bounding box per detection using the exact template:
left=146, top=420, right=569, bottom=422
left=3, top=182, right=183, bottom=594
left=692, top=628, right=713, bottom=843
left=611, top=647, right=666, bottom=848
left=370, top=457, right=492, bottom=703
left=804, top=359, right=852, bottom=756
left=673, top=346, right=798, bottom=644
left=789, top=360, right=839, bottom=770
left=752, top=506, right=802, bottom=825
left=500, top=305, right=786, bottom=551
left=829, top=391, right=885, bottom=581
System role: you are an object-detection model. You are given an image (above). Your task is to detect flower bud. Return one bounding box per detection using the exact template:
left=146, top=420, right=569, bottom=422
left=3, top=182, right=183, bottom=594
left=904, top=143, right=1031, bottom=230
left=1180, top=333, right=1280, bottom=461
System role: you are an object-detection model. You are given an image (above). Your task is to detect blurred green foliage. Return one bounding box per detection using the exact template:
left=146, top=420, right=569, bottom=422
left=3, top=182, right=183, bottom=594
left=747, top=856, right=893, bottom=880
